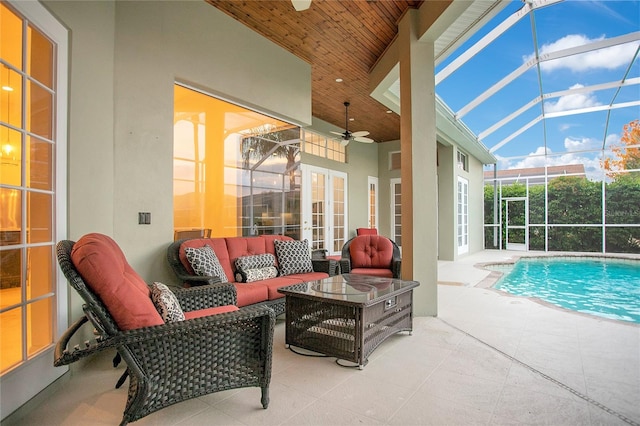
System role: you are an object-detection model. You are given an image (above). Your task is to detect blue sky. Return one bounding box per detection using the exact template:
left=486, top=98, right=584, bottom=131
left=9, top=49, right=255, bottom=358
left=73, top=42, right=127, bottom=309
left=435, top=0, right=640, bottom=179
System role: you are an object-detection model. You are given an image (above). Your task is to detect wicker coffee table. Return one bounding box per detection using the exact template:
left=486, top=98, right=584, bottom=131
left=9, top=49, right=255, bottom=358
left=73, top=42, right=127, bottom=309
left=278, top=273, right=419, bottom=369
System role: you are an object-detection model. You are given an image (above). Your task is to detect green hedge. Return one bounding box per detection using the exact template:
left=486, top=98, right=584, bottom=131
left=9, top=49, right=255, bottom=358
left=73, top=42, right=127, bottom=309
left=484, top=175, right=640, bottom=253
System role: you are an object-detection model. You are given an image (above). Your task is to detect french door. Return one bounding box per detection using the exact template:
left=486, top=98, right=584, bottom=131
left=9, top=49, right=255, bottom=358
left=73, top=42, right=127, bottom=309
left=0, top=1, right=68, bottom=419
left=457, top=177, right=469, bottom=254
left=367, top=176, right=378, bottom=230
left=390, top=178, right=402, bottom=248
left=301, top=165, right=347, bottom=255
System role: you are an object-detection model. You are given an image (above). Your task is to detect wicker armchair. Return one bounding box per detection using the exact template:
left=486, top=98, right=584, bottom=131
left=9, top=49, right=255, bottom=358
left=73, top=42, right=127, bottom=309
left=340, top=235, right=402, bottom=278
left=54, top=237, right=275, bottom=426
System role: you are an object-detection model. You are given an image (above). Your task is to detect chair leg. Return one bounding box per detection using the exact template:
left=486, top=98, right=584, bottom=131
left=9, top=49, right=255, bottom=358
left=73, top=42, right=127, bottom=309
left=261, top=386, right=269, bottom=409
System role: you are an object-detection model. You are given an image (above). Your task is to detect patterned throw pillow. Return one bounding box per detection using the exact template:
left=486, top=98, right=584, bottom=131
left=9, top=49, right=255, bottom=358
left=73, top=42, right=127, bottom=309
left=150, top=282, right=185, bottom=323
left=274, top=239, right=313, bottom=276
left=235, top=266, right=279, bottom=283
left=185, top=245, right=228, bottom=283
left=235, top=253, right=276, bottom=271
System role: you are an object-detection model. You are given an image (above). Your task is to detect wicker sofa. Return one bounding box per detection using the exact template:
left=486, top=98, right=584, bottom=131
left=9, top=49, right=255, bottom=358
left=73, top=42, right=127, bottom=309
left=167, top=235, right=338, bottom=316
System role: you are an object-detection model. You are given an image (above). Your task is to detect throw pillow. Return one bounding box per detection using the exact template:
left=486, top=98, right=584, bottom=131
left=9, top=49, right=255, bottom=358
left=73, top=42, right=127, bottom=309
left=185, top=245, right=228, bottom=283
left=274, top=239, right=313, bottom=276
left=235, top=266, right=279, bottom=283
left=150, top=282, right=185, bottom=323
left=235, top=253, right=276, bottom=271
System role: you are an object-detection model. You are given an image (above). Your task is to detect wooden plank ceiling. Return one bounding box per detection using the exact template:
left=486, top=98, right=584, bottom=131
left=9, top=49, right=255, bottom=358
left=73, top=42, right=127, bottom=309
left=207, top=0, right=425, bottom=143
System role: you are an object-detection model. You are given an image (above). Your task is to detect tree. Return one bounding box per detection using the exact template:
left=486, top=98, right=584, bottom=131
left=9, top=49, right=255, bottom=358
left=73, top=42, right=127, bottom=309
left=603, top=119, right=640, bottom=178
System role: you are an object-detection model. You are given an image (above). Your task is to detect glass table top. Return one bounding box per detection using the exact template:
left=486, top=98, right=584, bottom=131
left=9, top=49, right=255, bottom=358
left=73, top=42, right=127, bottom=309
left=278, top=273, right=419, bottom=304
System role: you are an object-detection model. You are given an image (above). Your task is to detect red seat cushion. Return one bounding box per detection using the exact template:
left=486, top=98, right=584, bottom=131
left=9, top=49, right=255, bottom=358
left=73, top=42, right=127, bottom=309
left=184, top=305, right=239, bottom=320
left=350, top=268, right=394, bottom=278
left=233, top=283, right=269, bottom=307
left=349, top=235, right=393, bottom=269
left=71, top=233, right=163, bottom=330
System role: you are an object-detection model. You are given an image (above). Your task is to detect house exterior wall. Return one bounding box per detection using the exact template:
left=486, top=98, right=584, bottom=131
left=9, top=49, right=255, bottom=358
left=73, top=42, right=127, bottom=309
left=43, top=0, right=311, bottom=302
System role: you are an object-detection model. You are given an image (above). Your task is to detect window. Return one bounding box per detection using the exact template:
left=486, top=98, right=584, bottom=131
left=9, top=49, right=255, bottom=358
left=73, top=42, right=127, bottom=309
left=457, top=150, right=468, bottom=172
left=302, top=129, right=346, bottom=163
left=390, top=178, right=402, bottom=247
left=173, top=84, right=301, bottom=239
left=457, top=176, right=469, bottom=254
left=389, top=151, right=401, bottom=170
left=367, top=176, right=378, bottom=230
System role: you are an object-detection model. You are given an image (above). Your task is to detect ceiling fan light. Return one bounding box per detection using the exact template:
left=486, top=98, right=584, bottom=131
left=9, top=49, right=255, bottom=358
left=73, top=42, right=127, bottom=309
left=291, top=0, right=311, bottom=11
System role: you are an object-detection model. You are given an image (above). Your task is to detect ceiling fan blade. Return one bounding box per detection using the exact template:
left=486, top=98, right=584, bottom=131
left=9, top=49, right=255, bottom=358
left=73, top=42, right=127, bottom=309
left=291, top=0, right=311, bottom=11
left=330, top=131, right=345, bottom=136
left=351, top=130, right=370, bottom=137
left=354, top=136, right=374, bottom=143
left=340, top=139, right=350, bottom=147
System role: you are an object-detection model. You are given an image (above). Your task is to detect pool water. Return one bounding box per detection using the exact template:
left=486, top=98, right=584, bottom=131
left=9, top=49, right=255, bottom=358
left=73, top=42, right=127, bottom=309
left=491, top=257, right=640, bottom=323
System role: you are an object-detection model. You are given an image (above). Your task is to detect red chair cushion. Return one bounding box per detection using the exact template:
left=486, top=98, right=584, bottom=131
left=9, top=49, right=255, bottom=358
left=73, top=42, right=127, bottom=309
left=350, top=268, right=394, bottom=278
left=356, top=228, right=378, bottom=236
left=349, top=235, right=393, bottom=269
left=184, top=305, right=239, bottom=320
left=71, top=233, right=163, bottom=330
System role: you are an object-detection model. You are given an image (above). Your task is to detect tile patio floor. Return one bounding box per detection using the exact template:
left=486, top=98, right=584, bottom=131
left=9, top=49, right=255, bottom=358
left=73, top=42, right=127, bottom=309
left=4, top=250, right=639, bottom=426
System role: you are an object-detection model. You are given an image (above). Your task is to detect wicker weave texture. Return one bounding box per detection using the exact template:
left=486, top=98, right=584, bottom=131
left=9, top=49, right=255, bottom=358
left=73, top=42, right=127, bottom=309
left=55, top=239, right=275, bottom=426
left=284, top=289, right=414, bottom=367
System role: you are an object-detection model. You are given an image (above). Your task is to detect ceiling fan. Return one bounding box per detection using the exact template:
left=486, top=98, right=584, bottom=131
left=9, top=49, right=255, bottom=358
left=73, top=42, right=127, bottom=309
left=330, top=101, right=374, bottom=147
left=291, top=0, right=311, bottom=11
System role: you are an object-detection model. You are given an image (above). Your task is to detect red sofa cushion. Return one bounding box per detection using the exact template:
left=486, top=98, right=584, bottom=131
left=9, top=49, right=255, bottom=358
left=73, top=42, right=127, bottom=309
left=71, top=233, right=163, bottom=330
left=225, top=237, right=267, bottom=275
left=179, top=238, right=233, bottom=282
left=234, top=283, right=270, bottom=307
left=184, top=305, right=239, bottom=320
left=349, top=235, right=393, bottom=269
left=259, top=234, right=293, bottom=266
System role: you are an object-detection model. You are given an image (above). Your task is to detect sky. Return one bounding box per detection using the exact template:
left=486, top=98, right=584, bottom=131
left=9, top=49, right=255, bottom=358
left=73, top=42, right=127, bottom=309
left=434, top=0, right=640, bottom=179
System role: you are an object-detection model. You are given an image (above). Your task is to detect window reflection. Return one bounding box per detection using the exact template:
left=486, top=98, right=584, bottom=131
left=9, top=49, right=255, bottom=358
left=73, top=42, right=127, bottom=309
left=173, top=84, right=302, bottom=238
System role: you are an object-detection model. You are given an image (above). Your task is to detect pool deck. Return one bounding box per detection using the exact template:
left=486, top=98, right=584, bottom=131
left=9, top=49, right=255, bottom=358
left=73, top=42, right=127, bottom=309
left=6, top=249, right=639, bottom=425
left=438, top=249, right=639, bottom=425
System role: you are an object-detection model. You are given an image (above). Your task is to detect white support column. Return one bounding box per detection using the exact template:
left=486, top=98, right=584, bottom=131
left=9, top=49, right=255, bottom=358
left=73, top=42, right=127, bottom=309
left=398, top=9, right=438, bottom=316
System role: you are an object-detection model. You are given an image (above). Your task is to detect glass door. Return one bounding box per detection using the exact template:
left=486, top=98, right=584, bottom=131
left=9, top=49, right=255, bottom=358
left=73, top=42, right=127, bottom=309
left=367, top=176, right=378, bottom=230
left=0, top=1, right=68, bottom=419
left=301, top=165, right=347, bottom=255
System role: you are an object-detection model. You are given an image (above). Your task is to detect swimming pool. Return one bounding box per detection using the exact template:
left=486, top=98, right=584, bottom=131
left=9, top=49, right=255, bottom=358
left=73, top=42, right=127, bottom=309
left=490, top=257, right=640, bottom=324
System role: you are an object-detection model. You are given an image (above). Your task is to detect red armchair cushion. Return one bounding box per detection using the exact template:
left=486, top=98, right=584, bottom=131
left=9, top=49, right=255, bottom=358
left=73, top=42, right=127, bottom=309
left=71, top=233, right=163, bottom=330
left=349, top=235, right=394, bottom=269
left=356, top=228, right=378, bottom=236
left=184, top=305, right=239, bottom=320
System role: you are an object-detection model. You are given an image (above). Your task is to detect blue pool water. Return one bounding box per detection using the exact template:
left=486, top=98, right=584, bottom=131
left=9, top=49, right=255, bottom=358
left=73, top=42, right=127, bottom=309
left=491, top=257, right=640, bottom=323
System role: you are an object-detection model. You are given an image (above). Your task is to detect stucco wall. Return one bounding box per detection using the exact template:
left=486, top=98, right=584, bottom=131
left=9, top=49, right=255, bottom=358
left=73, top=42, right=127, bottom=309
left=44, top=0, right=311, bottom=299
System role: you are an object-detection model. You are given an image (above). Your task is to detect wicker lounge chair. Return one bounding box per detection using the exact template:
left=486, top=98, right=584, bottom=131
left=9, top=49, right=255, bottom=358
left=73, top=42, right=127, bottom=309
left=54, top=234, right=275, bottom=426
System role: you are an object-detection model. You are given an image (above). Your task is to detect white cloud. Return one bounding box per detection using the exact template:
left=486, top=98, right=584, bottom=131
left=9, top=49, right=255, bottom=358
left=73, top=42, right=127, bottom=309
left=523, top=34, right=639, bottom=72
left=563, top=136, right=600, bottom=151
left=544, top=84, right=601, bottom=113
left=497, top=145, right=606, bottom=180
